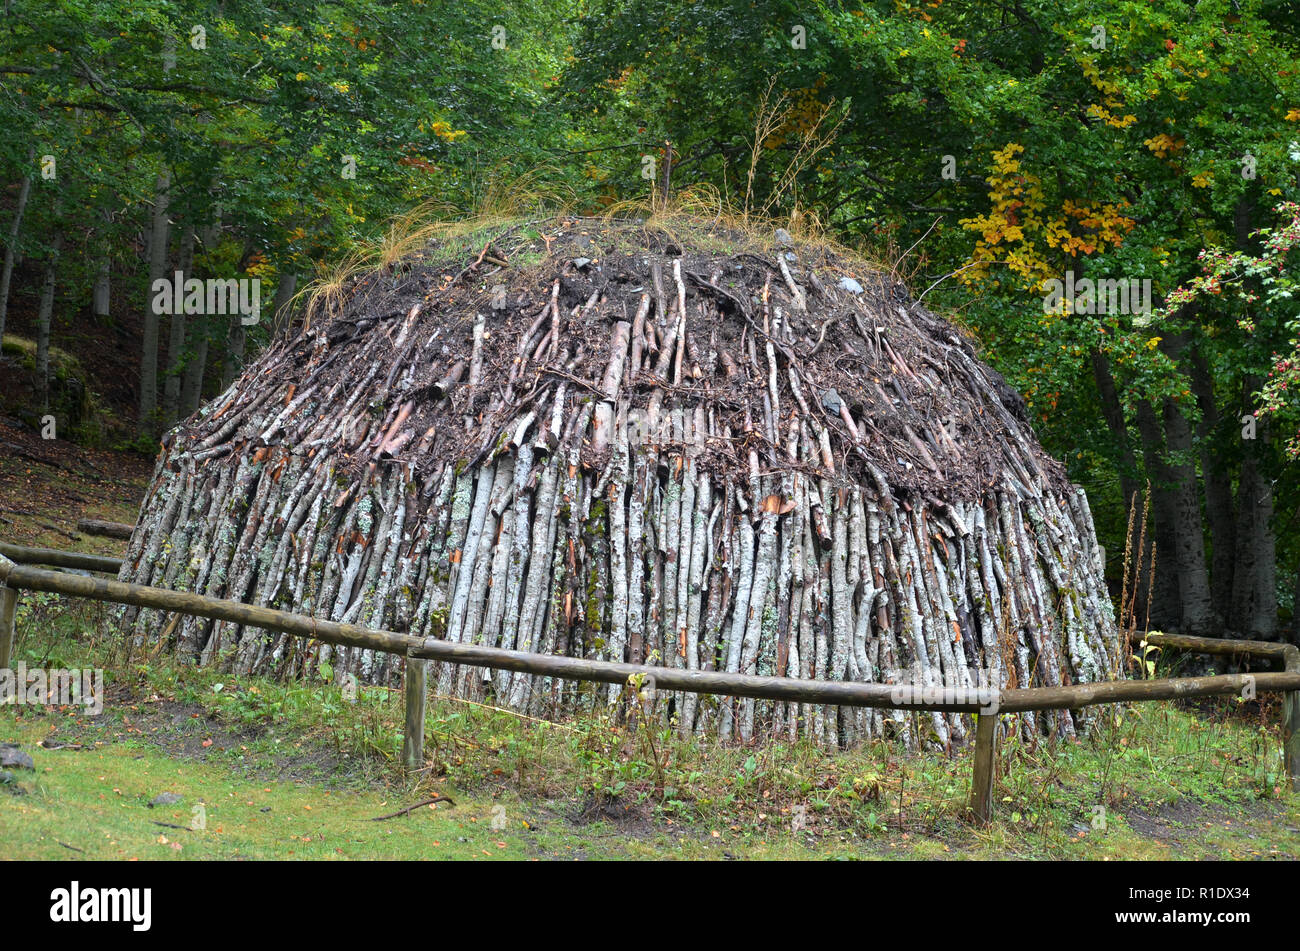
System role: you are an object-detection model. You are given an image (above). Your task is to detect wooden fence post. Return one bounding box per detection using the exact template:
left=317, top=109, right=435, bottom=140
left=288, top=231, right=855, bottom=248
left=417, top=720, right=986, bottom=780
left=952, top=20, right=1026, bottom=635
left=969, top=712, right=997, bottom=825
left=0, top=584, right=17, bottom=670
left=402, top=655, right=428, bottom=772
left=1284, top=647, right=1300, bottom=788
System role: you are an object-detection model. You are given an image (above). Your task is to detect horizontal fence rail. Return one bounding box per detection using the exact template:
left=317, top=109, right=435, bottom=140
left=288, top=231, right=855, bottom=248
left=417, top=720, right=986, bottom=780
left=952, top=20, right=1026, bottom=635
left=0, top=542, right=124, bottom=575
left=0, top=555, right=417, bottom=661
left=1, top=545, right=1297, bottom=826
left=407, top=637, right=1300, bottom=712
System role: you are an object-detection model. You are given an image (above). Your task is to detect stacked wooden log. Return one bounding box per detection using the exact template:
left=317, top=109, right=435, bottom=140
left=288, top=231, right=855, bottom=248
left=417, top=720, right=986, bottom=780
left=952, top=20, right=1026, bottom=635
left=118, top=217, right=1118, bottom=746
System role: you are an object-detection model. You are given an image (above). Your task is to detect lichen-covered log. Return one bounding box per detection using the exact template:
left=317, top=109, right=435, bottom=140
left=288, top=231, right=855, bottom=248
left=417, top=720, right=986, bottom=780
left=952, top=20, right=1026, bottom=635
left=118, top=216, right=1119, bottom=746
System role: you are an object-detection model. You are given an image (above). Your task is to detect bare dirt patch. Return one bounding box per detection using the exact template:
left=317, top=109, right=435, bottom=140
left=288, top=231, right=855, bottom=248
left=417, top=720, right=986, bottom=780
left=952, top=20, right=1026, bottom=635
left=1124, top=797, right=1298, bottom=858
left=0, top=417, right=150, bottom=551
left=46, top=682, right=370, bottom=789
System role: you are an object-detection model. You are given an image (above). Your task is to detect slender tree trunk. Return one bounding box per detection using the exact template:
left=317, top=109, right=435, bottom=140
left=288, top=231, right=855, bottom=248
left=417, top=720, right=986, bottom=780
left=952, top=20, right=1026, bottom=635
left=139, top=170, right=171, bottom=436
left=35, top=230, right=63, bottom=416
left=221, top=238, right=254, bottom=390
left=222, top=319, right=245, bottom=391
left=181, top=314, right=209, bottom=415
left=1232, top=392, right=1277, bottom=639
left=271, top=271, right=298, bottom=338
left=162, top=227, right=195, bottom=426
left=92, top=258, right=111, bottom=320
left=92, top=208, right=111, bottom=322
left=1090, top=348, right=1148, bottom=608
left=1151, top=330, right=1217, bottom=634
left=1226, top=198, right=1277, bottom=639
left=1162, top=397, right=1218, bottom=633
left=181, top=207, right=221, bottom=414
left=1187, top=351, right=1235, bottom=618
left=0, top=158, right=34, bottom=343
left=1134, top=400, right=1183, bottom=628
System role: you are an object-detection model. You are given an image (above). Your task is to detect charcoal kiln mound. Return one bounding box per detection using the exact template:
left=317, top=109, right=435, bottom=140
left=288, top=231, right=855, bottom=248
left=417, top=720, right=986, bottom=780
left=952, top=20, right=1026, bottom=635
left=120, top=216, right=1118, bottom=746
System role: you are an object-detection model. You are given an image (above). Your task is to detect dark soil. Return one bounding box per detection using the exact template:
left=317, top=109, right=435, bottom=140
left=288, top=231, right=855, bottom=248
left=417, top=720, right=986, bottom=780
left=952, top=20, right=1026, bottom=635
left=1124, top=797, right=1297, bottom=858
left=45, top=681, right=371, bottom=789
left=0, top=416, right=152, bottom=548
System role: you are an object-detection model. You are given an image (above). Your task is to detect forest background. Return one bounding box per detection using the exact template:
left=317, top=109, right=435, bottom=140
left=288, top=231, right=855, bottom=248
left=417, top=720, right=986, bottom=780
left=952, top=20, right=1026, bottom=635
left=3, top=0, right=1300, bottom=640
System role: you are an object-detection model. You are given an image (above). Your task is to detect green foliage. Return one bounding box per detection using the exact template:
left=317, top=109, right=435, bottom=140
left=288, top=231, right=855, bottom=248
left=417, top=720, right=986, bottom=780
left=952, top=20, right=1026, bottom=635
left=561, top=1, right=1300, bottom=580
left=1158, top=202, right=1300, bottom=452
left=0, top=0, right=582, bottom=429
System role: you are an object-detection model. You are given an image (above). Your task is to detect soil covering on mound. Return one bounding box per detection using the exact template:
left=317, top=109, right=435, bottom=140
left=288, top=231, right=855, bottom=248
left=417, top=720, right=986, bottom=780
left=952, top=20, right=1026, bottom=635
left=121, top=216, right=1117, bottom=747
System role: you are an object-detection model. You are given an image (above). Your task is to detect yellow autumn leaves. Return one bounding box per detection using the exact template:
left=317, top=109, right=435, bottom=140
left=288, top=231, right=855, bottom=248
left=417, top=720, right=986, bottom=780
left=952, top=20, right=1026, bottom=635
left=1086, top=57, right=1217, bottom=189
left=960, top=143, right=1051, bottom=287
left=1142, top=132, right=1184, bottom=158
left=959, top=143, right=1135, bottom=291
left=1082, top=58, right=1136, bottom=128
left=763, top=81, right=828, bottom=150
left=1087, top=104, right=1138, bottom=129
left=427, top=120, right=467, bottom=143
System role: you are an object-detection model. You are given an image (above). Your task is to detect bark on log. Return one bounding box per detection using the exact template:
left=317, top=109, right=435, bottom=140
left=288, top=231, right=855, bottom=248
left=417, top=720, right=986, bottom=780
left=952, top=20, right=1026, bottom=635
left=402, top=656, right=427, bottom=771
left=75, top=519, right=135, bottom=541
left=0, top=542, right=122, bottom=574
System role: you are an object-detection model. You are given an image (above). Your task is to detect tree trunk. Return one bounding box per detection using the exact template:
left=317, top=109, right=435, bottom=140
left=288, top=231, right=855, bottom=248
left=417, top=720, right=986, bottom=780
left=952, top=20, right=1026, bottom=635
left=181, top=209, right=222, bottom=415
left=1159, top=395, right=1216, bottom=633
left=139, top=170, right=171, bottom=436
left=92, top=257, right=111, bottom=321
left=0, top=158, right=34, bottom=343
left=1232, top=396, right=1277, bottom=639
left=1148, top=330, right=1217, bottom=634
left=1226, top=199, right=1277, bottom=639
left=222, top=319, right=246, bottom=391
left=181, top=314, right=209, bottom=416
left=162, top=227, right=195, bottom=426
left=35, top=230, right=63, bottom=416
left=1187, top=351, right=1235, bottom=619
left=1134, top=400, right=1183, bottom=628
left=270, top=271, right=298, bottom=338
left=92, top=208, right=112, bottom=322
left=1090, top=348, right=1148, bottom=610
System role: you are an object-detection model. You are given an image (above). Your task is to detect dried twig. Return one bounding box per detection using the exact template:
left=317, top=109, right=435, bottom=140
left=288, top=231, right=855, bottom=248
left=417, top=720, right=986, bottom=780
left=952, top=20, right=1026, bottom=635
left=368, top=795, right=456, bottom=821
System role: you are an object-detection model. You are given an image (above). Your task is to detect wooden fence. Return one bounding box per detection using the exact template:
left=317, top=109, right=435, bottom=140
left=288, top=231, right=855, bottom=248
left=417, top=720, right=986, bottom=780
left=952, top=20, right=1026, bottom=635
left=1, top=541, right=1297, bottom=824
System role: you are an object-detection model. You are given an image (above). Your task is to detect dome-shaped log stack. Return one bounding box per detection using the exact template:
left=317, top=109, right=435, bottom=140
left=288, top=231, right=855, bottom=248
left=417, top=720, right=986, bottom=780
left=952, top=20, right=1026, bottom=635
left=119, top=217, right=1118, bottom=747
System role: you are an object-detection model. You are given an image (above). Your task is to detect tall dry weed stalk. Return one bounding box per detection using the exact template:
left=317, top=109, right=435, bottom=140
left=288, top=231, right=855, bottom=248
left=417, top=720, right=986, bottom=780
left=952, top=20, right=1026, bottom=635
left=743, top=76, right=846, bottom=224
left=1116, top=484, right=1156, bottom=681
